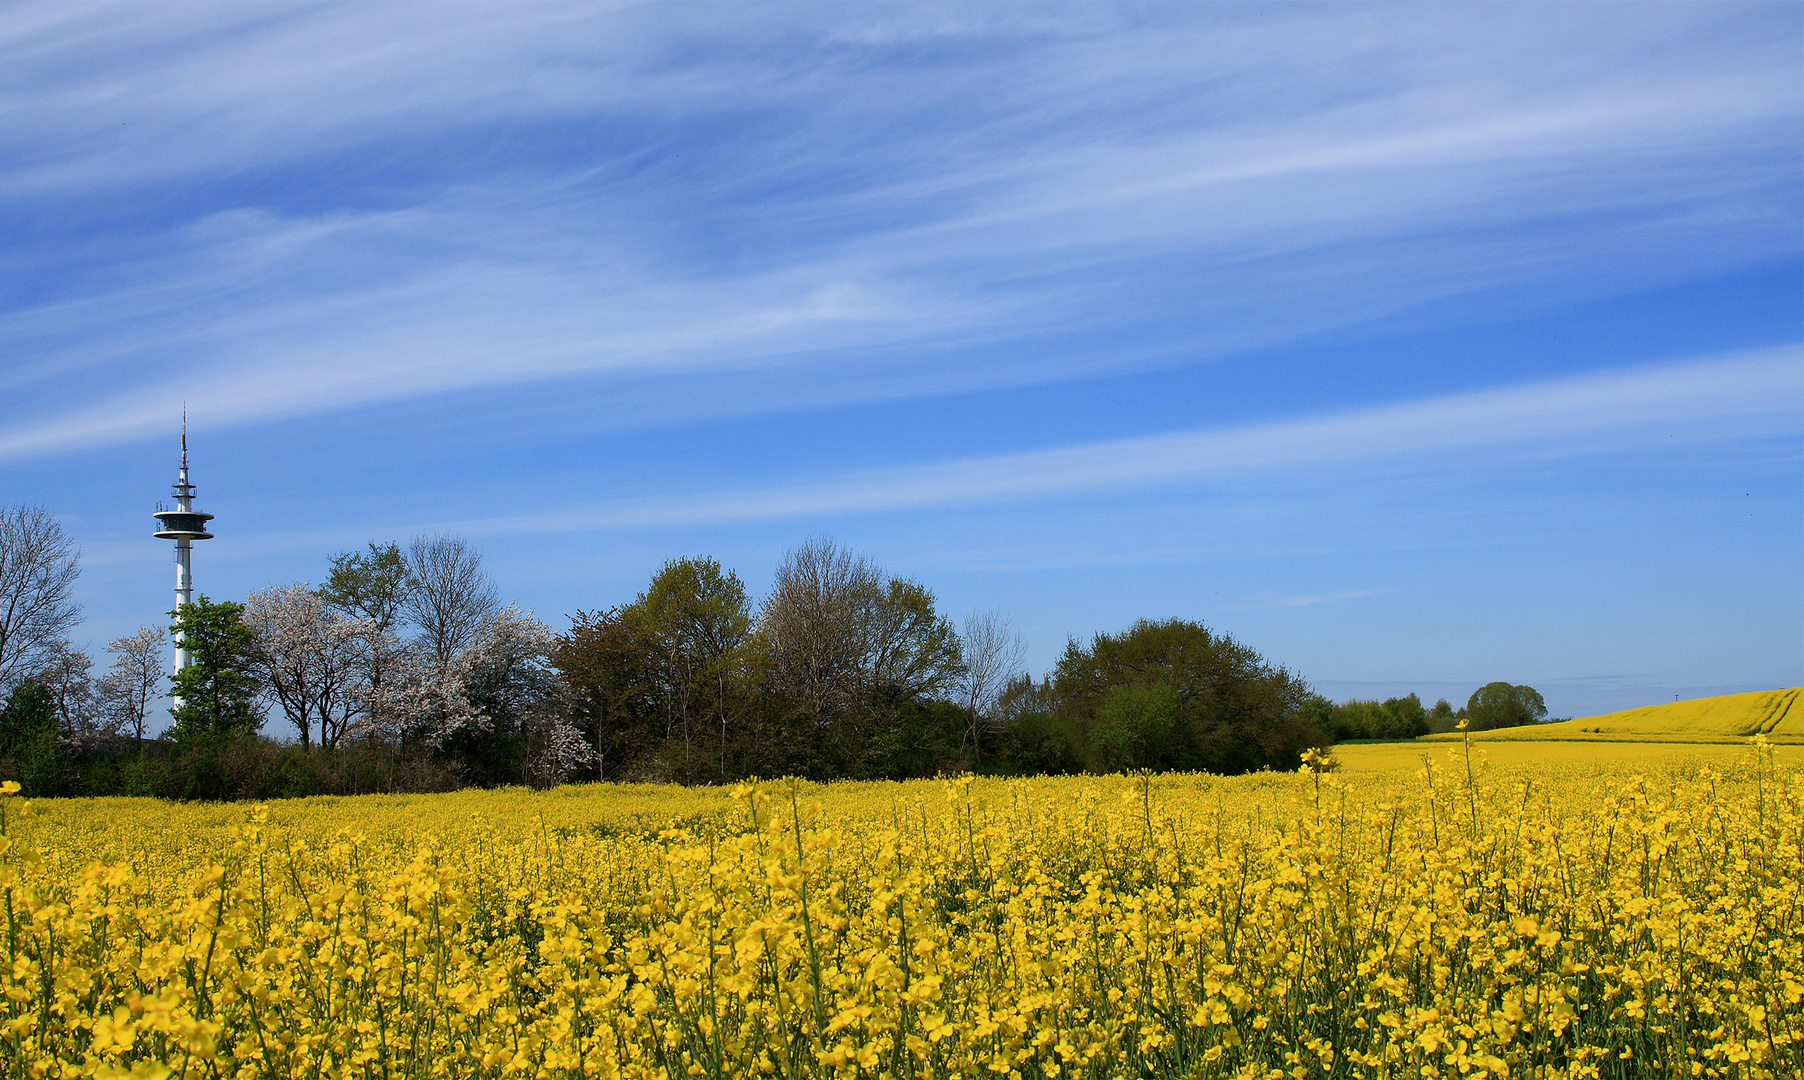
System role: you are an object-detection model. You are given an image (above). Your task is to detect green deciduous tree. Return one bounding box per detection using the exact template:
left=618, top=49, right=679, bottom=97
left=321, top=542, right=417, bottom=742
left=865, top=578, right=964, bottom=704
left=624, top=556, right=754, bottom=782
left=1328, top=693, right=1429, bottom=741
left=0, top=678, right=63, bottom=794
left=1465, top=682, right=1547, bottom=731
left=321, top=541, right=413, bottom=631
left=1088, top=681, right=1180, bottom=771
left=168, top=597, right=263, bottom=742
left=1055, top=618, right=1316, bottom=774
left=554, top=607, right=660, bottom=782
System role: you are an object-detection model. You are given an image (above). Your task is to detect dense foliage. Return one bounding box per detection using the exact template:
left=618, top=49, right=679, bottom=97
left=1465, top=681, right=1549, bottom=730
left=1310, top=692, right=1433, bottom=741
left=166, top=597, right=262, bottom=743
left=1048, top=618, right=1317, bottom=773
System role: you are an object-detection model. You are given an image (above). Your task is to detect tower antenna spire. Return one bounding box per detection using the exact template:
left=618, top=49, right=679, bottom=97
left=154, top=410, right=215, bottom=704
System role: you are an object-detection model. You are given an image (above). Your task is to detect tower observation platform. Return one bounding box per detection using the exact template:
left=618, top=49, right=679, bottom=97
left=153, top=417, right=213, bottom=683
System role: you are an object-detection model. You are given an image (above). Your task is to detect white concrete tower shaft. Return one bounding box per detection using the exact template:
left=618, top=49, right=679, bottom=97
left=173, top=437, right=193, bottom=670
left=152, top=414, right=215, bottom=696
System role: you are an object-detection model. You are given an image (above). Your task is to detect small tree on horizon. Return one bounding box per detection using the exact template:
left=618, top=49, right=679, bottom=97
left=1465, top=682, right=1547, bottom=730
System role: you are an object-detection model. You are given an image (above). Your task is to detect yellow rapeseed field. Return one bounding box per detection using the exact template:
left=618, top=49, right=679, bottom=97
left=2, top=736, right=1799, bottom=1079
left=1422, top=689, right=1804, bottom=745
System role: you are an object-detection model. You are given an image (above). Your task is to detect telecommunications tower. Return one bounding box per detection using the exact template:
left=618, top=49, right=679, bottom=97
left=152, top=413, right=214, bottom=682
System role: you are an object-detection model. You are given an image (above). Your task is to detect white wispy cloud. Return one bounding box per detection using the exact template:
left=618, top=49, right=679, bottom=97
left=440, top=347, right=1802, bottom=535
left=0, top=4, right=1795, bottom=459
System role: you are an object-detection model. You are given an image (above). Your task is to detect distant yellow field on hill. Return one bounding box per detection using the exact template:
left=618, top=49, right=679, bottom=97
left=1337, top=737, right=1801, bottom=772
left=1423, top=687, right=1803, bottom=744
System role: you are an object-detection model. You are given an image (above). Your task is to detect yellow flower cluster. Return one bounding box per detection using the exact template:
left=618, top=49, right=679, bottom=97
left=1, top=738, right=1798, bottom=1079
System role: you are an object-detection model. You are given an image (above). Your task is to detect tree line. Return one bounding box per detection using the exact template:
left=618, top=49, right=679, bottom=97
left=1306, top=682, right=1549, bottom=742
left=0, top=504, right=1547, bottom=798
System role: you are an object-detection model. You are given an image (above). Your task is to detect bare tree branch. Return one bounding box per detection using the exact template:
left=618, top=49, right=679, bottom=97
left=959, top=608, right=1024, bottom=763
left=99, top=626, right=165, bottom=745
left=759, top=538, right=882, bottom=718
left=760, top=538, right=965, bottom=724
left=35, top=641, right=100, bottom=744
left=403, top=534, right=499, bottom=667
left=0, top=505, right=82, bottom=691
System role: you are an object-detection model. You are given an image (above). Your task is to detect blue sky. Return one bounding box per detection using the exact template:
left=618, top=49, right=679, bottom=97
left=3, top=2, right=1800, bottom=724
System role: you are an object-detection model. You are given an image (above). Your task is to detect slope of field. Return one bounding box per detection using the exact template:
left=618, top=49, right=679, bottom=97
left=1337, top=737, right=1802, bottom=772
left=1423, top=687, right=1803, bottom=744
